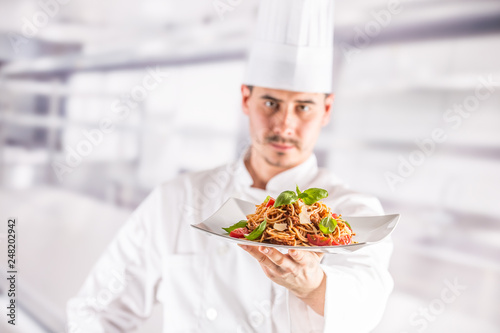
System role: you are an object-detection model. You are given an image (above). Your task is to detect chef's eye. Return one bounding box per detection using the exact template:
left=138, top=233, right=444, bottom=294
left=265, top=100, right=278, bottom=109
left=297, top=104, right=311, bottom=112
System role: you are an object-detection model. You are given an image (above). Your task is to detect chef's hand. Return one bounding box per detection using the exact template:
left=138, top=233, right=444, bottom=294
left=238, top=245, right=326, bottom=316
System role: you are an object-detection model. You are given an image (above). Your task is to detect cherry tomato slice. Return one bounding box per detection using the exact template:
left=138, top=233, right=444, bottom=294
left=331, top=213, right=339, bottom=219
left=307, top=234, right=333, bottom=246
left=266, top=198, right=275, bottom=207
left=229, top=227, right=249, bottom=238
left=336, top=234, right=352, bottom=245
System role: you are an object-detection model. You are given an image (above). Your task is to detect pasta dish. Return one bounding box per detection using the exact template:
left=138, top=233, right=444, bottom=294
left=222, top=187, right=354, bottom=246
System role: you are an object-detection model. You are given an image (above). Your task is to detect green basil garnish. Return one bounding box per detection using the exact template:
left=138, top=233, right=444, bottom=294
left=263, top=195, right=271, bottom=204
left=222, top=220, right=248, bottom=233
left=319, top=216, right=337, bottom=235
left=274, top=187, right=328, bottom=207
left=298, top=188, right=329, bottom=206
left=273, top=190, right=298, bottom=207
left=244, top=219, right=267, bottom=240
left=342, top=219, right=352, bottom=230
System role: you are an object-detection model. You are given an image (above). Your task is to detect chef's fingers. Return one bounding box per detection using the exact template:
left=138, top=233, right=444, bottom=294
left=256, top=246, right=306, bottom=278
left=238, top=244, right=280, bottom=270
left=255, top=247, right=320, bottom=273
left=288, top=249, right=324, bottom=264
left=258, top=246, right=289, bottom=267
left=315, top=252, right=325, bottom=260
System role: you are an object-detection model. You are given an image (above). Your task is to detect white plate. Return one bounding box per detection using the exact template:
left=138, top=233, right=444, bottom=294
left=191, top=197, right=400, bottom=254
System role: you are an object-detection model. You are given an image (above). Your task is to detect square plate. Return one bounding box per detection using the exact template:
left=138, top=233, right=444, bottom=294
left=191, top=197, right=400, bottom=254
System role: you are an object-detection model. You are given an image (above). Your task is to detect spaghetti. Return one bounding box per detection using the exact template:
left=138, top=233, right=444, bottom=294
left=223, top=188, right=355, bottom=246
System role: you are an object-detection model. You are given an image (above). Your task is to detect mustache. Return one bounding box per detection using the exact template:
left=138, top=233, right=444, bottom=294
left=265, top=135, right=300, bottom=148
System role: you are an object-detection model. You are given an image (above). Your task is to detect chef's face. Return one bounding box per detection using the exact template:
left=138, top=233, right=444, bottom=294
left=242, top=85, right=334, bottom=169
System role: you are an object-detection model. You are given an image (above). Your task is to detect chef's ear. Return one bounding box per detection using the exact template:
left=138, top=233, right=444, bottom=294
left=241, top=84, right=253, bottom=115
left=321, top=93, right=335, bottom=127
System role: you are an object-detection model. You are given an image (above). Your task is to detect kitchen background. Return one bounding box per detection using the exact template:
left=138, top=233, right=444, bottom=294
left=0, top=0, right=499, bottom=332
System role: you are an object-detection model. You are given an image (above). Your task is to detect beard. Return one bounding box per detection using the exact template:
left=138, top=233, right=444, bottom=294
left=252, top=134, right=303, bottom=168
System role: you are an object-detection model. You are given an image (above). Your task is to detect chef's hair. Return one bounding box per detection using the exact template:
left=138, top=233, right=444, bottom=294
left=244, top=85, right=331, bottom=99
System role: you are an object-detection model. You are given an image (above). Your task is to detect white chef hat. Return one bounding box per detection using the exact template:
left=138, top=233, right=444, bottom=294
left=243, top=0, right=335, bottom=94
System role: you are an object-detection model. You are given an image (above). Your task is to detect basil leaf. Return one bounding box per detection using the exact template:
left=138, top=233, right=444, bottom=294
left=319, top=216, right=337, bottom=235
left=222, top=220, right=247, bottom=233
left=244, top=219, right=267, bottom=240
left=274, top=190, right=298, bottom=207
left=296, top=184, right=302, bottom=195
left=263, top=195, right=271, bottom=204
left=342, top=220, right=352, bottom=230
left=300, top=188, right=329, bottom=205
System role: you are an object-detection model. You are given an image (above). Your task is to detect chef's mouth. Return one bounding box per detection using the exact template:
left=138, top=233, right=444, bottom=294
left=265, top=136, right=300, bottom=151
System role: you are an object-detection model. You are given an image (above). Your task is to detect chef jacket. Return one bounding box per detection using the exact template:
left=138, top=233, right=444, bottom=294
left=66, top=154, right=393, bottom=333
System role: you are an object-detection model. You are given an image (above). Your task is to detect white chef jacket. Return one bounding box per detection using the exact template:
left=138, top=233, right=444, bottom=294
left=66, top=154, right=393, bottom=333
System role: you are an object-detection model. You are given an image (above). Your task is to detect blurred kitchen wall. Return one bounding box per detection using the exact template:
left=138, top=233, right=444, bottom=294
left=0, top=0, right=499, bottom=332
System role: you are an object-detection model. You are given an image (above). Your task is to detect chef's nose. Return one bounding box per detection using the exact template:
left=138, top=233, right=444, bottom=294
left=273, top=107, right=296, bottom=137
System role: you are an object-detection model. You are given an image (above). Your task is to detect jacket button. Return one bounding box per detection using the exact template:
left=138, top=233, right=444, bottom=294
left=206, top=307, right=218, bottom=321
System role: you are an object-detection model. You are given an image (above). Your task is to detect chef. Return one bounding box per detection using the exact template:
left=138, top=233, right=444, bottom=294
left=67, top=0, right=393, bottom=332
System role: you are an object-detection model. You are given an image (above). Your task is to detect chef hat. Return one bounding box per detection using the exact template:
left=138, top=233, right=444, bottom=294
left=243, top=0, right=335, bottom=94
